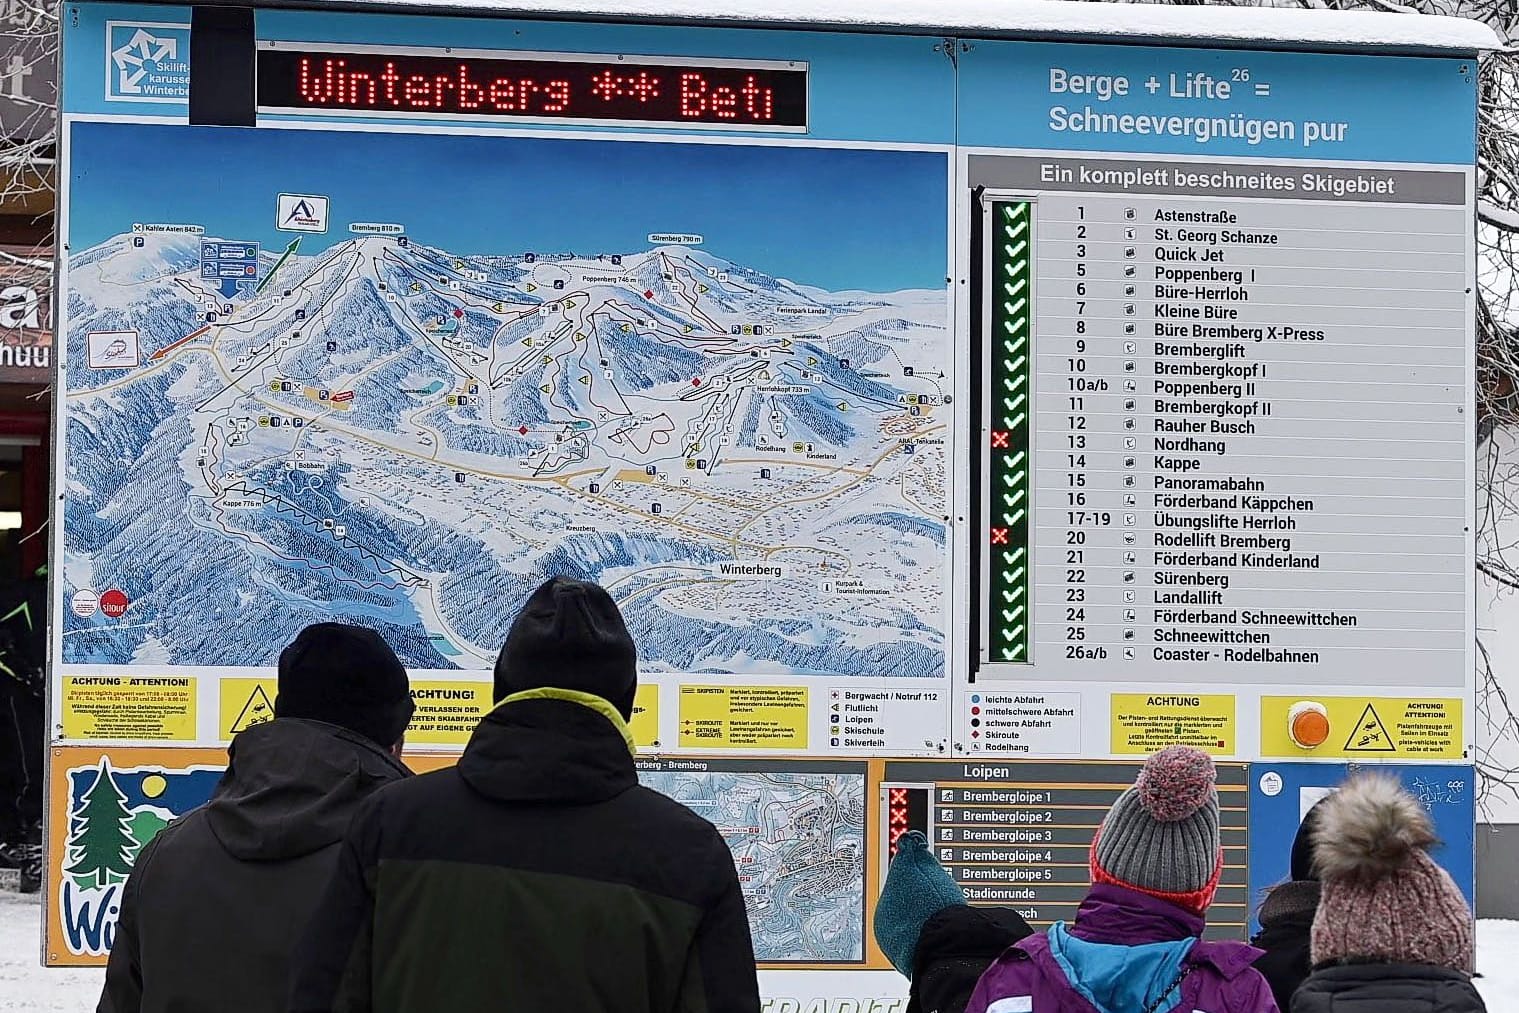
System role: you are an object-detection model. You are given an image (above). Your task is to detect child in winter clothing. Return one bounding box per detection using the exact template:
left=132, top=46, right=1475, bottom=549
left=1250, top=798, right=1328, bottom=1010
left=965, top=746, right=1279, bottom=1013
left=1292, top=774, right=1485, bottom=1013
left=874, top=831, right=1034, bottom=1013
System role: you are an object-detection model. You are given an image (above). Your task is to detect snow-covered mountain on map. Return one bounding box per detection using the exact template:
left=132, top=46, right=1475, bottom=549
left=62, top=231, right=949, bottom=675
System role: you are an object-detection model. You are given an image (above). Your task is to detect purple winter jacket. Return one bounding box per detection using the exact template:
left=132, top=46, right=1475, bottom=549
left=964, top=885, right=1280, bottom=1013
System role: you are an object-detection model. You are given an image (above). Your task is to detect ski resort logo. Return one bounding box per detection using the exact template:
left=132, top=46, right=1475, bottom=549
left=277, top=193, right=330, bottom=234
left=86, top=330, right=139, bottom=370
left=105, top=23, right=190, bottom=103
left=57, top=757, right=221, bottom=956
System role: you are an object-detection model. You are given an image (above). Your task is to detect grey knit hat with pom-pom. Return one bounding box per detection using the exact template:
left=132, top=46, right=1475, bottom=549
left=1090, top=745, right=1223, bottom=914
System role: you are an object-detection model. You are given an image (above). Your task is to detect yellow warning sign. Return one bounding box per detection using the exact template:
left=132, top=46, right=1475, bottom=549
left=220, top=678, right=277, bottom=739
left=629, top=684, right=659, bottom=748
left=1261, top=697, right=1463, bottom=759
left=407, top=681, right=493, bottom=746
left=1345, top=704, right=1395, bottom=753
left=1111, top=693, right=1235, bottom=756
left=679, top=685, right=807, bottom=750
left=62, top=676, right=197, bottom=742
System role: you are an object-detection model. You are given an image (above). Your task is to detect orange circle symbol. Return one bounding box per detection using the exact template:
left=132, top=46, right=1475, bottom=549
left=1290, top=706, right=1331, bottom=749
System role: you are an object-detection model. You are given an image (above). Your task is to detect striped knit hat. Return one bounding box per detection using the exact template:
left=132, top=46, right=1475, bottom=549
left=1090, top=746, right=1223, bottom=915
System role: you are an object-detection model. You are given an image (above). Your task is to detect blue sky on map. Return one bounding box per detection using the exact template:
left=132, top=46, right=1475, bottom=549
left=68, top=121, right=948, bottom=292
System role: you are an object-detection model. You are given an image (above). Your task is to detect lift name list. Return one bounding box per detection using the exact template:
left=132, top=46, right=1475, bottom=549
left=1122, top=202, right=1364, bottom=662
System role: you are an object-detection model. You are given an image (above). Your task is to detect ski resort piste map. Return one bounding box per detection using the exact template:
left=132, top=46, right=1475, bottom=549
left=60, top=124, right=952, bottom=679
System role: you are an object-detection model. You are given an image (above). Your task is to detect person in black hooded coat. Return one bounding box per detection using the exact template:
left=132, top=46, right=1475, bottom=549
left=1251, top=797, right=1327, bottom=1010
left=1291, top=773, right=1486, bottom=1013
left=97, top=624, right=414, bottom=1013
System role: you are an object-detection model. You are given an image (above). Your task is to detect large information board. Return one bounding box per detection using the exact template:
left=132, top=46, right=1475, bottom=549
left=49, top=2, right=1482, bottom=1003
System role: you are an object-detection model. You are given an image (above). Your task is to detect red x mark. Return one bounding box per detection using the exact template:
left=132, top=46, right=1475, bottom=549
left=991, top=430, right=1010, bottom=449
left=991, top=527, right=1009, bottom=545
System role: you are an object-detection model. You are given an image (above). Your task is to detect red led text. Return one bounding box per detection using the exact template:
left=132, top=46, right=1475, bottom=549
left=678, top=72, right=774, bottom=120
left=261, top=51, right=806, bottom=129
left=299, top=60, right=572, bottom=114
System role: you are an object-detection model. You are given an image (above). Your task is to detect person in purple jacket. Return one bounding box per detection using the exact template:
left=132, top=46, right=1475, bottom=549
left=965, top=746, right=1280, bottom=1013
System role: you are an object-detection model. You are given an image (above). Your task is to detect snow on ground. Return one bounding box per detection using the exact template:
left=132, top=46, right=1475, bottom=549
left=0, top=888, right=1516, bottom=1010
left=1479, top=919, right=1519, bottom=1005
left=0, top=892, right=97, bottom=1011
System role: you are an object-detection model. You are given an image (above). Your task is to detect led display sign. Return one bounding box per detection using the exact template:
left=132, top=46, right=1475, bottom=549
left=257, top=45, right=809, bottom=130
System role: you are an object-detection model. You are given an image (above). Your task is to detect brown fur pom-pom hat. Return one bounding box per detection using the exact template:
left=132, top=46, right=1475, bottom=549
left=1309, top=772, right=1474, bottom=973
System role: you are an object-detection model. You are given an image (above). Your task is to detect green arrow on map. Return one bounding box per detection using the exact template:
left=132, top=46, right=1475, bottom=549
left=254, top=237, right=301, bottom=295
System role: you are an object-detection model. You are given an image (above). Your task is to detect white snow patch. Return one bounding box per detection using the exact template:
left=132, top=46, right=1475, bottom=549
left=1477, top=919, right=1519, bottom=1006
left=0, top=891, right=100, bottom=1011
left=128, top=634, right=173, bottom=666
left=241, top=0, right=1499, bottom=52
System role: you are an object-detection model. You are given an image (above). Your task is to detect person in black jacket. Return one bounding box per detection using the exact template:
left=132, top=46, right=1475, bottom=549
left=97, top=623, right=415, bottom=1013
left=289, top=577, right=760, bottom=1013
left=1251, top=797, right=1328, bottom=1010
left=1292, top=773, right=1486, bottom=1013
left=874, top=831, right=1032, bottom=1013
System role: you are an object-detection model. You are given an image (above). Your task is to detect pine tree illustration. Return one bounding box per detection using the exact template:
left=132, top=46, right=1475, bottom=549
left=65, top=759, right=139, bottom=889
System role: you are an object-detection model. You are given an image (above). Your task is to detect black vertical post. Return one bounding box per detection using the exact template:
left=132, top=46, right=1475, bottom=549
left=189, top=6, right=256, bottom=126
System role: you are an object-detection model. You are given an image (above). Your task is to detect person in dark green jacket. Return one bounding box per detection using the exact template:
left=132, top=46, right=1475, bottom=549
left=289, top=577, right=761, bottom=1013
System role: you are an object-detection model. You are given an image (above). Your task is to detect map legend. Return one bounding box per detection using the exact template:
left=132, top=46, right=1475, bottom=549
left=965, top=690, right=1082, bottom=755
left=829, top=686, right=948, bottom=752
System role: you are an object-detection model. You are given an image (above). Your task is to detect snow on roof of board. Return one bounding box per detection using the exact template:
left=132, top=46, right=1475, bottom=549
left=251, top=0, right=1499, bottom=53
